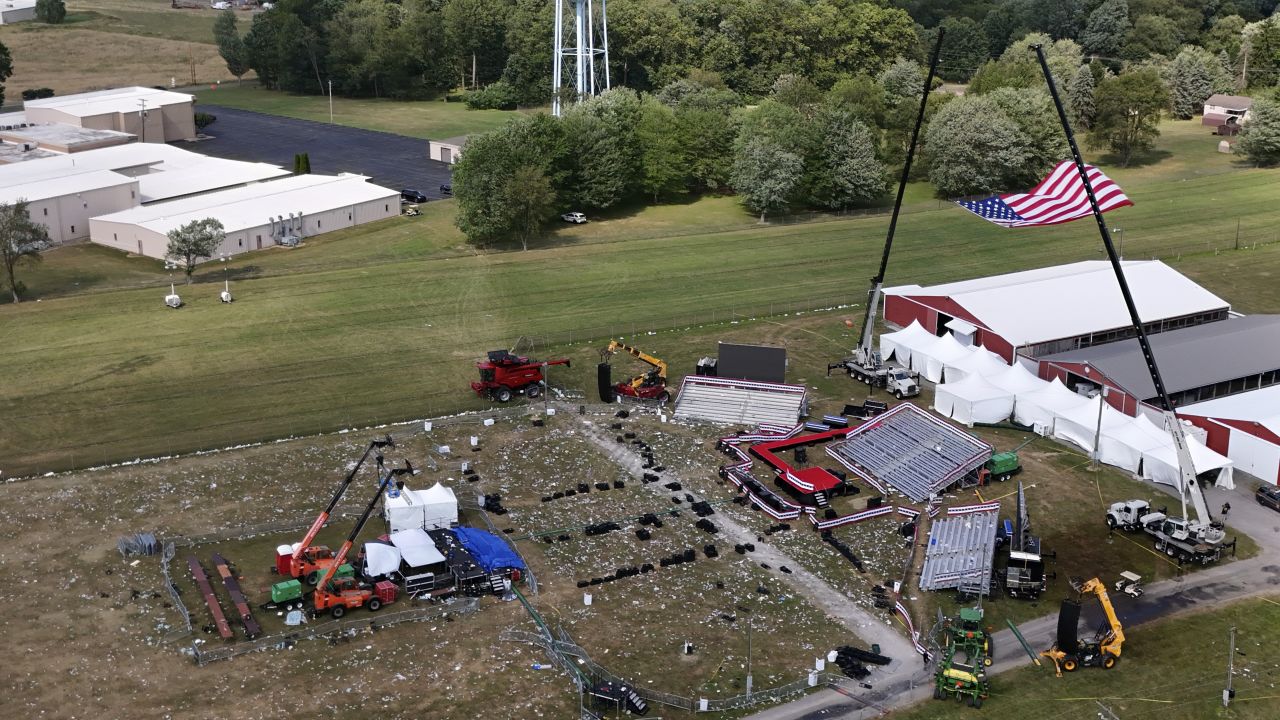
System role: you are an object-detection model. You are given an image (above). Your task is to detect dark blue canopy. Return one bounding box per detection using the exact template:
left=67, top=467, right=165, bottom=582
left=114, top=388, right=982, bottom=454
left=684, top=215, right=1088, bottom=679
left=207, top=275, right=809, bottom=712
left=451, top=527, right=526, bottom=573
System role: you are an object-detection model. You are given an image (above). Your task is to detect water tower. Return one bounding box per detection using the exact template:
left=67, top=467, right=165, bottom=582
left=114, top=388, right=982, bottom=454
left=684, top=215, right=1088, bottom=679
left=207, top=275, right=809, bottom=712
left=552, top=0, right=610, bottom=116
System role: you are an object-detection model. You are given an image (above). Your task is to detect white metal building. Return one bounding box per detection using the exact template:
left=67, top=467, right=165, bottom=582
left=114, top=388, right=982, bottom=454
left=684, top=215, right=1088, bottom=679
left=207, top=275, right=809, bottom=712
left=90, top=173, right=400, bottom=259
left=428, top=136, right=467, bottom=164
left=25, top=87, right=196, bottom=143
left=0, top=144, right=290, bottom=243
left=0, top=0, right=36, bottom=24
left=883, top=261, right=1230, bottom=363
left=1181, top=386, right=1280, bottom=485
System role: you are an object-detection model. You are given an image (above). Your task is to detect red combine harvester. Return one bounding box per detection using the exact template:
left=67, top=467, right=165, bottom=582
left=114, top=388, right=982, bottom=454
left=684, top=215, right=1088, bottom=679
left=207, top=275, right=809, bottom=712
left=470, top=350, right=570, bottom=402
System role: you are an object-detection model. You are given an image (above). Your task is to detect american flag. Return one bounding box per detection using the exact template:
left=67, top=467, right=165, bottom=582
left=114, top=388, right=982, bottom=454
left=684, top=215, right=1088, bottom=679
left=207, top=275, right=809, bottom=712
left=956, top=160, right=1132, bottom=228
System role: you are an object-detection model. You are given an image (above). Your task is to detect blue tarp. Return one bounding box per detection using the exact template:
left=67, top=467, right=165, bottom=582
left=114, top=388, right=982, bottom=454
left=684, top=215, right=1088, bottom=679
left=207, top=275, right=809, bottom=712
left=451, top=527, right=527, bottom=573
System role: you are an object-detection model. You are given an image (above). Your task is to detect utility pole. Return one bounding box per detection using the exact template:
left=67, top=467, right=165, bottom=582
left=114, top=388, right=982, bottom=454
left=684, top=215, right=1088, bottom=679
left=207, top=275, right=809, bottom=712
left=1092, top=386, right=1109, bottom=467
left=1224, top=625, right=1236, bottom=707
left=328, top=80, right=333, bottom=124
left=137, top=99, right=148, bottom=143
left=746, top=611, right=754, bottom=699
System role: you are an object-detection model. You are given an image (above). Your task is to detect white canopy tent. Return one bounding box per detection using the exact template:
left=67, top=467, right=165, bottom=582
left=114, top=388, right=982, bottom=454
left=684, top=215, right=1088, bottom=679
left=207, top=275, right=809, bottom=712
left=383, top=482, right=458, bottom=533
left=363, top=541, right=402, bottom=577
left=1012, top=378, right=1089, bottom=434
left=911, top=332, right=972, bottom=384
left=879, top=320, right=935, bottom=366
left=1127, top=414, right=1235, bottom=489
left=942, top=345, right=1010, bottom=383
left=987, top=362, right=1049, bottom=396
left=389, top=528, right=446, bottom=568
left=419, top=482, right=458, bottom=529
left=1052, top=394, right=1131, bottom=454
left=934, top=373, right=1015, bottom=426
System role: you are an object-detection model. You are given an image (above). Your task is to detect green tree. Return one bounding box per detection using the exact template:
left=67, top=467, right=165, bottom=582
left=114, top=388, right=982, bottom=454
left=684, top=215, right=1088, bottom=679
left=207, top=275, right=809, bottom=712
left=1030, top=0, right=1084, bottom=40
left=636, top=97, right=686, bottom=202
left=0, top=40, right=11, bottom=108
left=730, top=137, right=802, bottom=222
left=165, top=218, right=226, bottom=284
left=501, top=0, right=556, bottom=105
left=925, top=94, right=1034, bottom=196
left=1243, top=17, right=1280, bottom=89
left=1237, top=98, right=1280, bottom=166
left=969, top=33, right=1081, bottom=94
left=213, top=10, right=250, bottom=84
left=982, top=0, right=1035, bottom=56
left=879, top=58, right=924, bottom=103
left=1088, top=69, right=1168, bottom=166
left=0, top=200, right=52, bottom=303
left=442, top=0, right=507, bottom=89
left=1122, top=15, right=1182, bottom=60
left=1204, top=14, right=1246, bottom=59
left=1068, top=63, right=1097, bottom=128
left=506, top=165, right=556, bottom=251
left=986, top=87, right=1068, bottom=185
left=35, top=0, right=65, bottom=24
left=807, top=110, right=885, bottom=210
left=606, top=0, right=695, bottom=91
left=1079, top=0, right=1130, bottom=57
left=770, top=73, right=822, bottom=110
left=1166, top=47, right=1215, bottom=120
left=562, top=89, right=643, bottom=210
left=935, top=16, right=989, bottom=83
left=826, top=73, right=886, bottom=128
left=675, top=104, right=737, bottom=193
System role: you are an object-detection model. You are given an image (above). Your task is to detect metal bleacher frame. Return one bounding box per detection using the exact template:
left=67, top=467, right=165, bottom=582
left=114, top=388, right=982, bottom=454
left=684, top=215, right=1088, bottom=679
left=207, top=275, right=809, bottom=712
left=825, top=403, right=992, bottom=503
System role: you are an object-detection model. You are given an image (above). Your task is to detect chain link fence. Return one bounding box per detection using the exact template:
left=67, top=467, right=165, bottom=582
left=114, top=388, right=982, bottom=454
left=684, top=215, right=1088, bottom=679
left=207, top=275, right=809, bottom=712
left=193, top=597, right=480, bottom=665
left=500, top=629, right=848, bottom=713
left=159, top=542, right=192, bottom=639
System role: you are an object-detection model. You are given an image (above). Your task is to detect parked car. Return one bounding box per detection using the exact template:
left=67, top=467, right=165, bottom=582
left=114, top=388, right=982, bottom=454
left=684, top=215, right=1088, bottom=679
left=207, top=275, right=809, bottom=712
left=401, top=189, right=428, bottom=203
left=562, top=212, right=588, bottom=224
left=439, top=184, right=453, bottom=196
left=1257, top=484, right=1280, bottom=511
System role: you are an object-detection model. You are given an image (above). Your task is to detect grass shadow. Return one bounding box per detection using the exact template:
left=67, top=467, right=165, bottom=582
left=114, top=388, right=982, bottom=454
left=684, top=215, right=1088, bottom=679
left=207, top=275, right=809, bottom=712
left=1096, top=148, right=1174, bottom=168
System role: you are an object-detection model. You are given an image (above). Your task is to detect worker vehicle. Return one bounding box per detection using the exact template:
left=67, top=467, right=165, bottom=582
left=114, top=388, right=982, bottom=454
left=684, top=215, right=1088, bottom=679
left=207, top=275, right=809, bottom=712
left=561, top=211, right=587, bottom=224
left=402, top=206, right=420, bottom=217
left=400, top=189, right=428, bottom=203
left=1257, top=484, right=1280, bottom=512
left=1106, top=497, right=1232, bottom=564
left=933, top=647, right=989, bottom=707
left=275, top=436, right=395, bottom=585
left=827, top=353, right=920, bottom=399
left=311, top=459, right=416, bottom=619
left=978, top=442, right=1029, bottom=483
left=1001, top=481, right=1050, bottom=599
left=1114, top=571, right=1144, bottom=598
left=470, top=350, right=571, bottom=403
left=439, top=184, right=453, bottom=196
left=600, top=340, right=670, bottom=403
left=1040, top=576, right=1124, bottom=676
left=933, top=607, right=991, bottom=707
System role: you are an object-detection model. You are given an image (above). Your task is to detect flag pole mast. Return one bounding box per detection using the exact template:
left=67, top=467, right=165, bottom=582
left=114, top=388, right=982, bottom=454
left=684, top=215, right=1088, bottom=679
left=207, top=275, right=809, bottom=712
left=855, top=28, right=945, bottom=359
left=1031, top=44, right=1175, bottom=412
left=1034, top=46, right=1216, bottom=532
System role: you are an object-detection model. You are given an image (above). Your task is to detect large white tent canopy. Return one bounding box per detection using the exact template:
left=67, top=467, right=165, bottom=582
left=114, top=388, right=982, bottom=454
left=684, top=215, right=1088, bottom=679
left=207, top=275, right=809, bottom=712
left=934, top=373, right=1015, bottom=426
left=1012, top=378, right=1089, bottom=432
left=879, top=320, right=935, bottom=367
left=943, top=345, right=1011, bottom=383
left=986, top=362, right=1049, bottom=396
left=364, top=541, right=402, bottom=577
left=383, top=482, right=458, bottom=533
left=389, top=528, right=446, bottom=567
left=911, top=332, right=972, bottom=384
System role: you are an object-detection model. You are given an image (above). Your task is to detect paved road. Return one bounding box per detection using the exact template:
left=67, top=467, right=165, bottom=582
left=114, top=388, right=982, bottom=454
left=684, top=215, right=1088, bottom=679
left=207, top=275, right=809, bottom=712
left=746, top=477, right=1280, bottom=719
left=191, top=105, right=454, bottom=198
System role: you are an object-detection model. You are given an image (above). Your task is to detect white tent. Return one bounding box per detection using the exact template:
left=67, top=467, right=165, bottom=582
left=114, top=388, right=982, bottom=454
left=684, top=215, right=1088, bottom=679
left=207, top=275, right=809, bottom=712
left=383, top=482, right=458, bottom=533
left=389, top=528, right=446, bottom=568
left=1012, top=378, right=1089, bottom=434
left=911, top=332, right=971, bottom=384
left=363, top=541, right=402, bottom=577
left=420, top=482, right=458, bottom=529
left=1128, top=415, right=1235, bottom=489
left=986, top=362, right=1048, bottom=396
left=942, top=345, right=1009, bottom=383
left=879, top=320, right=935, bottom=366
left=1052, top=394, right=1130, bottom=453
left=934, top=373, right=1015, bottom=426
left=1098, top=415, right=1169, bottom=474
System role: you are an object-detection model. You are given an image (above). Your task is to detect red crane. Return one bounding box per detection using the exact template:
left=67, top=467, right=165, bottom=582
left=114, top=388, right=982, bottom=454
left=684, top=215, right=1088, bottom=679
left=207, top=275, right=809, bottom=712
left=312, top=459, right=416, bottom=618
left=276, top=435, right=395, bottom=583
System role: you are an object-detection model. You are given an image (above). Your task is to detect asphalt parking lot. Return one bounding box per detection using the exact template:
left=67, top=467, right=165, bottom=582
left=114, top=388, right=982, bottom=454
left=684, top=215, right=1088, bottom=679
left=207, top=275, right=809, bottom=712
left=191, top=106, right=453, bottom=199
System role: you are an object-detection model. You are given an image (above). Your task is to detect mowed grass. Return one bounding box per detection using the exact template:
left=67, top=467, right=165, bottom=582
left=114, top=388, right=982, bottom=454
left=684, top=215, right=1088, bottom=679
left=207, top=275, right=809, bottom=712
left=3, top=121, right=1280, bottom=476
left=195, top=84, right=524, bottom=140
left=890, top=595, right=1280, bottom=720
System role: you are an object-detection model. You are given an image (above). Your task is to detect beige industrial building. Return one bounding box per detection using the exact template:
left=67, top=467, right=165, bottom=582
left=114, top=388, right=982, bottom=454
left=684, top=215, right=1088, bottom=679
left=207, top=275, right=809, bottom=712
left=0, top=0, right=36, bottom=24
left=428, top=136, right=467, bottom=164
left=90, top=173, right=400, bottom=260
left=25, top=87, right=197, bottom=143
left=0, top=144, right=290, bottom=244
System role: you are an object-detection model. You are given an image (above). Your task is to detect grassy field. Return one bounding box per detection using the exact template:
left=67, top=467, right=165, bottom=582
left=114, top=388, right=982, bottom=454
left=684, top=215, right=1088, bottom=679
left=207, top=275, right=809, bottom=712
left=0, top=1, right=245, bottom=96
left=2, top=120, right=1279, bottom=476
left=194, top=84, right=524, bottom=140
left=891, top=594, right=1280, bottom=720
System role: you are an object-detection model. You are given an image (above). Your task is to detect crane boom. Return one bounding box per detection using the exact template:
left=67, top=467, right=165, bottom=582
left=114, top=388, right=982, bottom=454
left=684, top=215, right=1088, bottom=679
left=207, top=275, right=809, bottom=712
left=314, top=459, right=415, bottom=592
left=605, top=340, right=667, bottom=381
left=1032, top=46, right=1220, bottom=543
left=292, top=435, right=393, bottom=565
left=1078, top=578, right=1124, bottom=657
left=855, top=28, right=945, bottom=360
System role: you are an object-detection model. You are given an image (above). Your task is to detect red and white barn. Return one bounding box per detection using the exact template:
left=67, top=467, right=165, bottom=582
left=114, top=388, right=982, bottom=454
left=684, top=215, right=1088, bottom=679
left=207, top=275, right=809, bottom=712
left=1180, top=385, right=1280, bottom=485
left=882, top=261, right=1229, bottom=364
